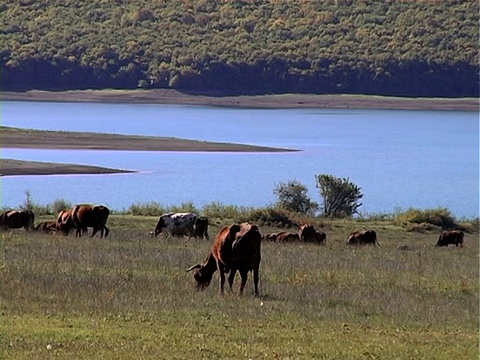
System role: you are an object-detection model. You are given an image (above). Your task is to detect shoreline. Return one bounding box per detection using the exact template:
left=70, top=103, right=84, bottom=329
left=2, top=89, right=479, bottom=111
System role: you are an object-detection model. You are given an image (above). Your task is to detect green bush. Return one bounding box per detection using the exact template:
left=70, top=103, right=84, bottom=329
left=240, top=207, right=298, bottom=228
left=394, top=208, right=459, bottom=230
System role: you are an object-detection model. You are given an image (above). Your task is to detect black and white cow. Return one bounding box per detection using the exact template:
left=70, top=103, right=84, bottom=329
left=152, top=212, right=198, bottom=238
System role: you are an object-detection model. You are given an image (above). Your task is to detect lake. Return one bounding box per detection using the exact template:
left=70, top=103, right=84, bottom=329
left=2, top=101, right=479, bottom=218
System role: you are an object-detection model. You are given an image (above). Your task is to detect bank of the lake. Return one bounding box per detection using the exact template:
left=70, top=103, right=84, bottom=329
left=2, top=89, right=478, bottom=111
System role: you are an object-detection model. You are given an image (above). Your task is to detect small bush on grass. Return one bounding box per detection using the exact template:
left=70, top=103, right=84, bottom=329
left=394, top=207, right=459, bottom=231
left=240, top=207, right=298, bottom=228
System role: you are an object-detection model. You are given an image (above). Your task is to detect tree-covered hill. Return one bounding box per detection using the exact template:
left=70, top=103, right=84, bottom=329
left=1, top=0, right=478, bottom=97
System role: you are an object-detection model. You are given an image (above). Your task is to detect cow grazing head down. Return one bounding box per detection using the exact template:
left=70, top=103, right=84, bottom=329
left=298, top=224, right=326, bottom=244
left=347, top=230, right=378, bottom=245
left=187, top=223, right=262, bottom=296
left=436, top=230, right=464, bottom=247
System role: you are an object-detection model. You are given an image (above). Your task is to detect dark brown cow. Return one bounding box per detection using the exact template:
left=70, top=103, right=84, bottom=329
left=71, top=204, right=110, bottom=238
left=56, top=209, right=77, bottom=236
left=315, top=231, right=327, bottom=244
left=34, top=220, right=58, bottom=234
left=0, top=210, right=35, bottom=230
left=299, top=224, right=326, bottom=244
left=187, top=223, right=262, bottom=296
left=347, top=230, right=378, bottom=245
left=193, top=216, right=209, bottom=240
left=436, top=230, right=464, bottom=247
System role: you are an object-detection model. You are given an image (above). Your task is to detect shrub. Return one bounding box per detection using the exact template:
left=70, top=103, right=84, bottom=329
left=240, top=207, right=298, bottom=228
left=394, top=207, right=459, bottom=230
left=202, top=202, right=253, bottom=221
left=51, top=199, right=73, bottom=214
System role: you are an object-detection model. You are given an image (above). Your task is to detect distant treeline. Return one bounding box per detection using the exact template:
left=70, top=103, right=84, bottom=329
left=1, top=0, right=478, bottom=97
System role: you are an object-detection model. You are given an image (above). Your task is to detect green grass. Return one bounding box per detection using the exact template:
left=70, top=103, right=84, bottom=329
left=1, top=216, right=478, bottom=359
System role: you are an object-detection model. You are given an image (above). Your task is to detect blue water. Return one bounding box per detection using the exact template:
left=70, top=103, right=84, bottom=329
left=1, top=101, right=478, bottom=218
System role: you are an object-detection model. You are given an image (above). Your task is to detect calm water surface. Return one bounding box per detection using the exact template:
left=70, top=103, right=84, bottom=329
left=2, top=101, right=478, bottom=218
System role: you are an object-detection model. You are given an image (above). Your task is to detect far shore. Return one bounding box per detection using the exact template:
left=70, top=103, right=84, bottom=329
left=2, top=89, right=479, bottom=111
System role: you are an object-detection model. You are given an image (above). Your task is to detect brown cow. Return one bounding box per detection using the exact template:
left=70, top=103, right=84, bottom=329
left=299, top=224, right=326, bottom=244
left=265, top=231, right=300, bottom=243
left=0, top=210, right=35, bottom=230
left=187, top=223, right=262, bottom=296
left=34, top=220, right=58, bottom=234
left=56, top=209, right=78, bottom=236
left=71, top=204, right=110, bottom=238
left=347, top=230, right=378, bottom=245
left=436, top=230, right=464, bottom=247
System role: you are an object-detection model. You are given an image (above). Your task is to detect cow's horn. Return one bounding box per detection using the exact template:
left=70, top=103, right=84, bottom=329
left=186, top=264, right=201, bottom=272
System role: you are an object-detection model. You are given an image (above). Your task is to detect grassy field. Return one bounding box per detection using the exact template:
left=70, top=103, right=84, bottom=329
left=1, top=215, right=478, bottom=359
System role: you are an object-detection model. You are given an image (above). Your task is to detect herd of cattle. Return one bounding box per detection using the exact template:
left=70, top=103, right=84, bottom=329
left=0, top=207, right=466, bottom=295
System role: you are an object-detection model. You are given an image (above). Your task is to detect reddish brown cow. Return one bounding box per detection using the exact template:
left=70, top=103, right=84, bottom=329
left=187, top=223, right=262, bottom=296
left=56, top=209, right=77, bottom=235
left=0, top=210, right=35, bottom=230
left=265, top=231, right=300, bottom=243
left=71, top=204, right=110, bottom=238
left=34, top=220, right=58, bottom=234
left=347, top=230, right=378, bottom=245
left=436, top=230, right=464, bottom=247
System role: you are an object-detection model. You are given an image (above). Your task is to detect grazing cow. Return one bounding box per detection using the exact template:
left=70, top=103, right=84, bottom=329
left=56, top=209, right=77, bottom=236
left=436, top=230, right=464, bottom=247
left=153, top=212, right=197, bottom=238
left=71, top=204, right=110, bottom=238
left=299, top=224, right=326, bottom=244
left=347, top=230, right=378, bottom=245
left=265, top=231, right=300, bottom=243
left=193, top=216, right=209, bottom=240
left=187, top=223, right=262, bottom=296
left=0, top=210, right=35, bottom=230
left=34, top=220, right=58, bottom=234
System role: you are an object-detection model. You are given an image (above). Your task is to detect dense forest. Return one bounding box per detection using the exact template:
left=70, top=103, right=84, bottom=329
left=1, top=0, right=478, bottom=97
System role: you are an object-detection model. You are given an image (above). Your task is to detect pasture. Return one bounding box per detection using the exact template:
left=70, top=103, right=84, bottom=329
left=1, top=215, right=478, bottom=359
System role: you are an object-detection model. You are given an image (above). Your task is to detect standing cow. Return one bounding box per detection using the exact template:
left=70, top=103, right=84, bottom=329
left=436, top=230, right=464, bottom=247
left=0, top=210, right=35, bottom=231
left=71, top=204, right=110, bottom=238
left=153, top=212, right=197, bottom=238
left=187, top=222, right=262, bottom=296
left=56, top=209, right=77, bottom=236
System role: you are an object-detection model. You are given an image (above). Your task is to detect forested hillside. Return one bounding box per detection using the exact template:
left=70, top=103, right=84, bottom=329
left=1, top=0, right=478, bottom=97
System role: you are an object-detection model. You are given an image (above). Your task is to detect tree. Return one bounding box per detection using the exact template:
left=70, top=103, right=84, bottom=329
left=273, top=180, right=318, bottom=215
left=315, top=174, right=363, bottom=218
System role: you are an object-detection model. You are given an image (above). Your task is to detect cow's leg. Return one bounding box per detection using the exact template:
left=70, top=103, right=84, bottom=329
left=219, top=269, right=226, bottom=294
left=90, top=227, right=98, bottom=238
left=238, top=270, right=248, bottom=296
left=228, top=269, right=237, bottom=291
left=103, top=226, right=109, bottom=238
left=253, top=268, right=260, bottom=296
